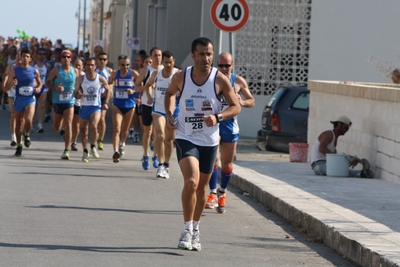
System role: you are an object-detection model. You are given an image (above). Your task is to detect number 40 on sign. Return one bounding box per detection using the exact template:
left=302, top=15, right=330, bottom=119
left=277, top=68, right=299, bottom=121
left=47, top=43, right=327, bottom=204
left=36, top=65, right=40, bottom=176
left=210, top=0, right=250, bottom=32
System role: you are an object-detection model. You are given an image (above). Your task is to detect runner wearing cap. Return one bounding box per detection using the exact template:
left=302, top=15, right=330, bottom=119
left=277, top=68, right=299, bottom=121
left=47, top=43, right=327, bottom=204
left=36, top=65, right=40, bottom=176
left=45, top=50, right=78, bottom=160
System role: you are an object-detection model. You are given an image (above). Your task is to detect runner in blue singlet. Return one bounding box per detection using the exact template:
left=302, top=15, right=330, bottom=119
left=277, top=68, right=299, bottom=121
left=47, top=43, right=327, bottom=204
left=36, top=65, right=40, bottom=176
left=108, top=54, right=139, bottom=163
left=205, top=52, right=255, bottom=214
left=3, top=49, right=42, bottom=156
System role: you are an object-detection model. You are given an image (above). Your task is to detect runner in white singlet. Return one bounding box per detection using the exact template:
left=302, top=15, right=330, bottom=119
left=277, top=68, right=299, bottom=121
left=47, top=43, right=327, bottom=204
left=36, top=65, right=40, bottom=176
left=164, top=37, right=240, bottom=251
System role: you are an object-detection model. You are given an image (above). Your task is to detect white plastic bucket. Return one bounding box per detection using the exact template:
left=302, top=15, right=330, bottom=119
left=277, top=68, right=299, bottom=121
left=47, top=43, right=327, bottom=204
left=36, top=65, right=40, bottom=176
left=326, top=154, right=349, bottom=177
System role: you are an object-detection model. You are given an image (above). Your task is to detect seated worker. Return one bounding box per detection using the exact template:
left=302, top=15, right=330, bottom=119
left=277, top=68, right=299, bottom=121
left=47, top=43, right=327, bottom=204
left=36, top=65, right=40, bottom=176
left=391, top=68, right=400, bottom=84
left=310, top=115, right=374, bottom=178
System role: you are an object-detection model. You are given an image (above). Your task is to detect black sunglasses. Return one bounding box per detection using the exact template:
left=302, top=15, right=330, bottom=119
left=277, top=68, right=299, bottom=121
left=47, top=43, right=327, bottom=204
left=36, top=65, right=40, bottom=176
left=98, top=58, right=107, bottom=61
left=62, top=56, right=71, bottom=59
left=121, top=63, right=130, bottom=67
left=217, top=64, right=232, bottom=68
left=38, top=52, right=46, bottom=56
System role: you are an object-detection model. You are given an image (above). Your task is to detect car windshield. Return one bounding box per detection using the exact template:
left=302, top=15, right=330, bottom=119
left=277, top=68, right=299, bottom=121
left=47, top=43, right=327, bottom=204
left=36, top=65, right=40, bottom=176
left=266, top=88, right=286, bottom=108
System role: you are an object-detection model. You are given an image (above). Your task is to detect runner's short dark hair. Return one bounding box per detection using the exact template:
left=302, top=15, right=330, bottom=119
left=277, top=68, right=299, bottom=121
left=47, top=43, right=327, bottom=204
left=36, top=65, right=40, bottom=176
left=191, top=37, right=213, bottom=53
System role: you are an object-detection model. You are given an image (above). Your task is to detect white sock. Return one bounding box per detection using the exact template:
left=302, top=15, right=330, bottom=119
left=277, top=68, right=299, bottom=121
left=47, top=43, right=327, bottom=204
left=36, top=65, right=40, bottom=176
left=38, top=123, right=43, bottom=128
left=193, top=221, right=200, bottom=231
left=129, top=128, right=134, bottom=131
left=120, top=142, right=125, bottom=147
left=184, top=221, right=193, bottom=232
left=11, top=134, right=16, bottom=140
left=210, top=189, right=217, bottom=194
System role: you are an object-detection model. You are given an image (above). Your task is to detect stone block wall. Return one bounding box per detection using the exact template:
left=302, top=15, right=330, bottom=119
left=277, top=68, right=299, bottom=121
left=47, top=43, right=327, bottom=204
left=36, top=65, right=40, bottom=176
left=308, top=80, right=400, bottom=184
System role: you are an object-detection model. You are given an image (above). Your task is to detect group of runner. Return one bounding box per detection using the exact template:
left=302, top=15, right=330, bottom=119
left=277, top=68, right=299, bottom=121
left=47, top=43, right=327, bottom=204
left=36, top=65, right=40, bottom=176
left=1, top=36, right=255, bottom=251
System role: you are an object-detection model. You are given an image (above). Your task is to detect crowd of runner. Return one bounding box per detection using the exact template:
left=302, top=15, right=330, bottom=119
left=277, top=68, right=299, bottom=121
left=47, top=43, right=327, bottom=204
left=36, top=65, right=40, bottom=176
left=0, top=36, right=255, bottom=251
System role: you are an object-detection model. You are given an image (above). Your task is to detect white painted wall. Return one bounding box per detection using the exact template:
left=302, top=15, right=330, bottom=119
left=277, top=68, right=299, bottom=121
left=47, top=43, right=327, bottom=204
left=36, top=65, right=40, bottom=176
left=308, top=0, right=400, bottom=83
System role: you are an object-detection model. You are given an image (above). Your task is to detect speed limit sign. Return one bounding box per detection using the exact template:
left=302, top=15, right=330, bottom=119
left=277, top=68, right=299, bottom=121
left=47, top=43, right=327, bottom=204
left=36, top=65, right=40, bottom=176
left=210, top=0, right=249, bottom=32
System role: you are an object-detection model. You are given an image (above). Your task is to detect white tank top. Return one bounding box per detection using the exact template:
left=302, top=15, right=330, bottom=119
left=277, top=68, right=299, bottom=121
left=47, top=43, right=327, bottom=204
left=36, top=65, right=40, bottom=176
left=311, top=130, right=335, bottom=163
left=153, top=68, right=178, bottom=114
left=80, top=73, right=102, bottom=107
left=141, top=65, right=163, bottom=107
left=7, top=56, right=16, bottom=66
left=175, top=66, right=221, bottom=147
left=33, top=62, right=47, bottom=89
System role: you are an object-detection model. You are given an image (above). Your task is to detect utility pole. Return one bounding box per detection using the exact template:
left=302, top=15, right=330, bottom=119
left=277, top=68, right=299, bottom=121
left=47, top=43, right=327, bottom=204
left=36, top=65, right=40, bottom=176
left=77, top=0, right=81, bottom=50
left=100, top=0, right=104, bottom=40
left=132, top=0, right=138, bottom=56
left=83, top=0, right=87, bottom=51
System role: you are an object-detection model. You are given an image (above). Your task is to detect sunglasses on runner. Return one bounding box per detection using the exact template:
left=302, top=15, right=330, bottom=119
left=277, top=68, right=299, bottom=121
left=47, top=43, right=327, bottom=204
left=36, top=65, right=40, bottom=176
left=121, top=63, right=129, bottom=67
left=98, top=58, right=107, bottom=61
left=62, top=56, right=71, bottom=59
left=217, top=64, right=232, bottom=68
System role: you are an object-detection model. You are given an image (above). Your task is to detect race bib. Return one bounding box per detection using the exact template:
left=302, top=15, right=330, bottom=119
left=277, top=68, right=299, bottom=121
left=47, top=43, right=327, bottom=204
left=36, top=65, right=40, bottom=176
left=84, top=94, right=97, bottom=105
left=19, top=86, right=33, bottom=96
left=116, top=89, right=128, bottom=99
left=184, top=116, right=205, bottom=135
left=59, top=91, right=73, bottom=101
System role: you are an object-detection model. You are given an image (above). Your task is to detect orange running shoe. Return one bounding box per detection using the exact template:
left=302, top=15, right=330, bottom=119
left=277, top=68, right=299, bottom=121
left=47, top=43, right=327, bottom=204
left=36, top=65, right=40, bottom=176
left=217, top=190, right=226, bottom=214
left=205, top=193, right=218, bottom=209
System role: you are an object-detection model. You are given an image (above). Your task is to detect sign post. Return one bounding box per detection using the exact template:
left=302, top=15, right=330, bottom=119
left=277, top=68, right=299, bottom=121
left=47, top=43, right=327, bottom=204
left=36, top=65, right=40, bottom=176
left=210, top=0, right=249, bottom=57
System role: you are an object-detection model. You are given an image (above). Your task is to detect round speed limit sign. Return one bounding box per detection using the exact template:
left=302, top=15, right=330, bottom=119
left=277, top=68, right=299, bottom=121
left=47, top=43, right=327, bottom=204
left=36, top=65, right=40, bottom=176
left=210, top=0, right=250, bottom=32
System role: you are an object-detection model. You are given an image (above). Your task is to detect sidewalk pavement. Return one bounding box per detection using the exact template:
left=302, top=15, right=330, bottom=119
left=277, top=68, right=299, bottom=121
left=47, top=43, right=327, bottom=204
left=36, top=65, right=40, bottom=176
left=233, top=140, right=400, bottom=267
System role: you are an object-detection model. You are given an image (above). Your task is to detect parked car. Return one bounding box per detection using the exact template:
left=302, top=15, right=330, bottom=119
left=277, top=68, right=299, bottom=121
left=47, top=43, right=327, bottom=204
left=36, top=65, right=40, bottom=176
left=257, top=84, right=310, bottom=153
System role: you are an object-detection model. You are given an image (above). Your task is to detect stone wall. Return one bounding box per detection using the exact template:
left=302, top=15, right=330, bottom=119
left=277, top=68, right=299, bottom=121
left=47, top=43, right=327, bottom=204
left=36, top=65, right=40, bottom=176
left=308, top=80, right=400, bottom=184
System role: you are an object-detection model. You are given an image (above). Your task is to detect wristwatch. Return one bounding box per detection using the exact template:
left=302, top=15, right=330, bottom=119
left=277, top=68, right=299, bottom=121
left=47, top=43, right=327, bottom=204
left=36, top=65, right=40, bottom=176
left=215, top=113, right=223, bottom=123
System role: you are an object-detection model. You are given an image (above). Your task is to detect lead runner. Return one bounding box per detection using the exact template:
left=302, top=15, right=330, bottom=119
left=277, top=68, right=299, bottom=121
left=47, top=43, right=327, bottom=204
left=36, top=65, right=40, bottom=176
left=164, top=37, right=241, bottom=251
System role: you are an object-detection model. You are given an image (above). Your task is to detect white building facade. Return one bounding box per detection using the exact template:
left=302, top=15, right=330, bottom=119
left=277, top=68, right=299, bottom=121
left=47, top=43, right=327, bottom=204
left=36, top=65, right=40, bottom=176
left=88, top=0, right=399, bottom=138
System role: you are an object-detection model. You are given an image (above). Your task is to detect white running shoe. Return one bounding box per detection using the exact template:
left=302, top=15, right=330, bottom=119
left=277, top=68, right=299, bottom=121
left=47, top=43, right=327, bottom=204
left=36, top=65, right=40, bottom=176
left=178, top=230, right=193, bottom=250
left=156, top=165, right=165, bottom=178
left=91, top=147, right=100, bottom=158
left=191, top=230, right=201, bottom=251
left=164, top=167, right=170, bottom=179
left=82, top=151, right=89, bottom=163
left=119, top=145, right=125, bottom=156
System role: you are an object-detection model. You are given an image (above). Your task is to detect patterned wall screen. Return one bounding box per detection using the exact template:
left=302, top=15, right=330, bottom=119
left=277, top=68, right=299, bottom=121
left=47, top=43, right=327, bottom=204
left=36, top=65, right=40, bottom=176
left=235, top=0, right=312, bottom=95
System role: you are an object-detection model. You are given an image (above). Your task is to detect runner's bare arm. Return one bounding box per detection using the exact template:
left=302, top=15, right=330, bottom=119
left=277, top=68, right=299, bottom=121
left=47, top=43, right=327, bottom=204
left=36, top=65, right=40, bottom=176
left=2, top=65, right=12, bottom=92
left=134, top=67, right=148, bottom=92
left=74, top=75, right=84, bottom=99
left=215, top=72, right=241, bottom=121
left=34, top=69, right=42, bottom=93
left=3, top=68, right=16, bottom=92
left=45, top=67, right=61, bottom=92
left=235, top=75, right=254, bottom=108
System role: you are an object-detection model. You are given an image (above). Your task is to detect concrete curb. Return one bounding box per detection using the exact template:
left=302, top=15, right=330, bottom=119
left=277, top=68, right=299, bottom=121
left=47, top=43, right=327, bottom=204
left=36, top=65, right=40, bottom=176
left=229, top=165, right=398, bottom=267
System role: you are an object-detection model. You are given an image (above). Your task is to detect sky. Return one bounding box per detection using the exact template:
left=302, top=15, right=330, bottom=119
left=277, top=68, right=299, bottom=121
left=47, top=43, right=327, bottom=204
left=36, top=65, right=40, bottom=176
left=1, top=0, right=89, bottom=49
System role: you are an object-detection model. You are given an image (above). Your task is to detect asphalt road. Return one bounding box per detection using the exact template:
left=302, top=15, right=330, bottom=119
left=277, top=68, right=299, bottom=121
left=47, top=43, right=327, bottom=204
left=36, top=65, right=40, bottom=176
left=0, top=107, right=357, bottom=267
